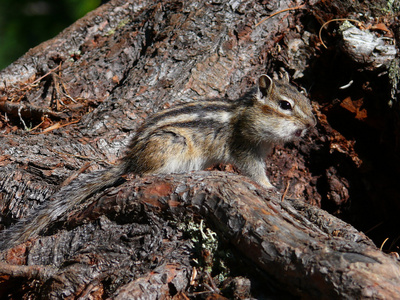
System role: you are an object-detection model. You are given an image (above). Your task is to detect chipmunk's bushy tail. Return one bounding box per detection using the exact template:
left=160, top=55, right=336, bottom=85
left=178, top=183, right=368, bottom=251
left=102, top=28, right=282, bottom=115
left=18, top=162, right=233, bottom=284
left=0, top=165, right=125, bottom=251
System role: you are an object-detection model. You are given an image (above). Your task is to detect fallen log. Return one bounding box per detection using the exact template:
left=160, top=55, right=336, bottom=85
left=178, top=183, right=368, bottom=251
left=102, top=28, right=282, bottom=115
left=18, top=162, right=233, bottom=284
left=1, top=168, right=399, bottom=298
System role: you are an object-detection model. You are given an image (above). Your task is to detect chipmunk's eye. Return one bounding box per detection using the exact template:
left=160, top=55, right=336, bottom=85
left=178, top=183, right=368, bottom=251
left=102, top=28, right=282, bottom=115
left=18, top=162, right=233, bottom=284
left=279, top=100, right=292, bottom=110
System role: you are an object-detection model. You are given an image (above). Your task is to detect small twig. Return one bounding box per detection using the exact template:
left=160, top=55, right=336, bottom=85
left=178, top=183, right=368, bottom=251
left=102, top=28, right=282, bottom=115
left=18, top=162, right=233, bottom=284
left=319, top=18, right=362, bottom=49
left=52, top=149, right=114, bottom=165
left=61, top=162, right=92, bottom=187
left=63, top=91, right=77, bottom=103
left=190, top=266, right=197, bottom=285
left=28, top=116, right=47, bottom=132
left=50, top=67, right=78, bottom=109
left=34, top=119, right=80, bottom=134
left=59, top=77, right=77, bottom=103
left=380, top=237, right=389, bottom=251
left=389, top=235, right=400, bottom=252
left=6, top=66, right=61, bottom=103
left=17, top=105, right=29, bottom=131
left=255, top=4, right=306, bottom=27
left=30, top=65, right=61, bottom=86
left=281, top=180, right=290, bottom=202
left=179, top=292, right=190, bottom=300
left=187, top=290, right=214, bottom=296
left=0, top=100, right=66, bottom=119
left=206, top=272, right=220, bottom=293
left=364, top=221, right=384, bottom=234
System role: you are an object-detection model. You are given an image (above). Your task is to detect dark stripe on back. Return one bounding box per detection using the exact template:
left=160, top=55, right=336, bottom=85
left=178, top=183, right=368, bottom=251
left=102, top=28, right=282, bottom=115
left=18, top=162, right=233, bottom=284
left=146, top=101, right=233, bottom=126
left=158, top=119, right=227, bottom=130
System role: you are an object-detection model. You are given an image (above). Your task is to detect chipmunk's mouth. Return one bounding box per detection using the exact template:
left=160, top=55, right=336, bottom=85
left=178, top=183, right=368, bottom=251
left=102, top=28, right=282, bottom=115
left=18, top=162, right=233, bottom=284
left=295, top=129, right=304, bottom=137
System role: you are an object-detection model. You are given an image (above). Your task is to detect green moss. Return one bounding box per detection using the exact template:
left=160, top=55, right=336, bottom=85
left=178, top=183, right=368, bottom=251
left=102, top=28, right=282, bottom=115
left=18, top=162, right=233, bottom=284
left=386, top=0, right=399, bottom=13
left=176, top=218, right=231, bottom=281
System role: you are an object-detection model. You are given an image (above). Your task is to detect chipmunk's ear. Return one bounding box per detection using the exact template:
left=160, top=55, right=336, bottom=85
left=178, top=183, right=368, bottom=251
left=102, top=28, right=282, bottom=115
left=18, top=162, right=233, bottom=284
left=258, top=74, right=274, bottom=98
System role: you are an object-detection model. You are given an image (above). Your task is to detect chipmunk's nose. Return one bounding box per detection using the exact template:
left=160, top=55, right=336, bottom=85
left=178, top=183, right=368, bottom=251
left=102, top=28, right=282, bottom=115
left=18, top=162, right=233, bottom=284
left=308, top=115, right=317, bottom=128
left=297, top=116, right=316, bottom=137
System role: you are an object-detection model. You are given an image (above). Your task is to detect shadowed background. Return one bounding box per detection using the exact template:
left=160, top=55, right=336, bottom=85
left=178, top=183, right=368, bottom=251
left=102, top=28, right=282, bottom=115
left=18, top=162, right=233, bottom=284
left=0, top=0, right=102, bottom=70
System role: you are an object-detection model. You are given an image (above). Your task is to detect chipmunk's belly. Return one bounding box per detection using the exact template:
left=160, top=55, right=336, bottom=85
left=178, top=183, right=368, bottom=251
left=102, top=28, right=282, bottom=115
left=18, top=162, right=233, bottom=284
left=156, top=155, right=207, bottom=174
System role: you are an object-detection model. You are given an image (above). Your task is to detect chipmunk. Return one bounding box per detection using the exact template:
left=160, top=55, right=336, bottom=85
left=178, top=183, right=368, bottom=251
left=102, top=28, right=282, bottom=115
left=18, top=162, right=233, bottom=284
left=0, top=74, right=315, bottom=250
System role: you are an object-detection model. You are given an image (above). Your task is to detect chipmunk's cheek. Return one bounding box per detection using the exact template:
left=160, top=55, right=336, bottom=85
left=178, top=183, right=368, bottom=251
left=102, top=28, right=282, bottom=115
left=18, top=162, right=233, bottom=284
left=276, top=123, right=298, bottom=141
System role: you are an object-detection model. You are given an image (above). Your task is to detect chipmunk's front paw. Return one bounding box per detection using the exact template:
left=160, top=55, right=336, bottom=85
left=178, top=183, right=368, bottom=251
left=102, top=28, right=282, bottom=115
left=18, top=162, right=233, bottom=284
left=257, top=178, right=279, bottom=192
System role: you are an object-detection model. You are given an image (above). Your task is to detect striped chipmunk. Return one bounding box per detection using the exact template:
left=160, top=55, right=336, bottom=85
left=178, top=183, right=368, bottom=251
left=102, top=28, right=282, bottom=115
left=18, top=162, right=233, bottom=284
left=0, top=74, right=316, bottom=250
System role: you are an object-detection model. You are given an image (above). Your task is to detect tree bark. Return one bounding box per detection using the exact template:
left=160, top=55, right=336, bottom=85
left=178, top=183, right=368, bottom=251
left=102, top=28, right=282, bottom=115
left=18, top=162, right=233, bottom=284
left=0, top=0, right=399, bottom=299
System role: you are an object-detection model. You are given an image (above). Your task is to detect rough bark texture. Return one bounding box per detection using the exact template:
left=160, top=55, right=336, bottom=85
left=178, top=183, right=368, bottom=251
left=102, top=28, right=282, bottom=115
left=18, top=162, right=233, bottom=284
left=0, top=0, right=400, bottom=299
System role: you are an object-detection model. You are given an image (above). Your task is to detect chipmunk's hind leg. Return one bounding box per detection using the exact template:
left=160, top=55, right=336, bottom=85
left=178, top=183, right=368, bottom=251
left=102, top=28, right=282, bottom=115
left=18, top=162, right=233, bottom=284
left=144, top=129, right=206, bottom=174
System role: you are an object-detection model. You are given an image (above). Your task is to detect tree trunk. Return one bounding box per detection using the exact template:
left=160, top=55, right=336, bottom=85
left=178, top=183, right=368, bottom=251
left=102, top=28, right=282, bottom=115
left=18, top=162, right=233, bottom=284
left=1, top=0, right=399, bottom=299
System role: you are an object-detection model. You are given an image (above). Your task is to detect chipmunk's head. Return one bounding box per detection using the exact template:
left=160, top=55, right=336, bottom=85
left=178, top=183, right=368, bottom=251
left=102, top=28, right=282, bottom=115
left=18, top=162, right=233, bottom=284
left=253, top=74, right=316, bottom=142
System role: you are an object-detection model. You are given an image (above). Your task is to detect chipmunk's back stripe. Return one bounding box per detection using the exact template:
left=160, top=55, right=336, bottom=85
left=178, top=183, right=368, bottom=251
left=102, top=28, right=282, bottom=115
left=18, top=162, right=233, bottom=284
left=160, top=119, right=226, bottom=129
left=135, top=119, right=229, bottom=145
left=140, top=101, right=233, bottom=132
left=148, top=101, right=233, bottom=124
